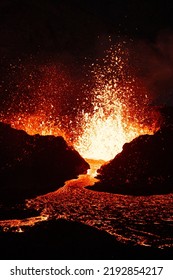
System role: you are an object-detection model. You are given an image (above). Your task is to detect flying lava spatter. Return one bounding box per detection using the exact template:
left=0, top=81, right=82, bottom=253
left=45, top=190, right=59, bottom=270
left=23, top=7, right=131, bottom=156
left=0, top=41, right=160, bottom=162
left=74, top=42, right=160, bottom=160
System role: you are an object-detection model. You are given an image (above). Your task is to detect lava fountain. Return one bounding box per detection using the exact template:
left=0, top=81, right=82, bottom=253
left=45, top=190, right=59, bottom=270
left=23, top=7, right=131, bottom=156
left=74, top=42, right=160, bottom=161
left=0, top=41, right=161, bottom=164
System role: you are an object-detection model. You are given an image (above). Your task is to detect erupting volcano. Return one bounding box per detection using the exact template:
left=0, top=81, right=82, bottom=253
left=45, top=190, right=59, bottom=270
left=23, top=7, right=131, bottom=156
left=0, top=0, right=173, bottom=262
left=1, top=42, right=160, bottom=162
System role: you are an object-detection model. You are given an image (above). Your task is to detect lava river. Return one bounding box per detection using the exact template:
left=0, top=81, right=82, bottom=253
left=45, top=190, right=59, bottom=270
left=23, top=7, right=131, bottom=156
left=0, top=160, right=172, bottom=249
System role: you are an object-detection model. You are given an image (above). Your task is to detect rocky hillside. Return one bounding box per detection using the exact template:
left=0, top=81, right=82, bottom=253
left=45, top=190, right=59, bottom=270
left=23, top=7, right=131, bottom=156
left=0, top=122, right=89, bottom=203
left=89, top=108, right=173, bottom=195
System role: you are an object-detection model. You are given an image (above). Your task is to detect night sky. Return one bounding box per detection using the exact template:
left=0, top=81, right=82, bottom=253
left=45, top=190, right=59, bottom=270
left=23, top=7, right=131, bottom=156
left=0, top=0, right=173, bottom=56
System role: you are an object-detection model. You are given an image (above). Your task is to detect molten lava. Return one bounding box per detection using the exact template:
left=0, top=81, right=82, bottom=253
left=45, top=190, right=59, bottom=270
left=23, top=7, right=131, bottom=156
left=9, top=113, right=67, bottom=139
left=74, top=105, right=158, bottom=161
left=0, top=41, right=160, bottom=162
left=74, top=42, right=160, bottom=161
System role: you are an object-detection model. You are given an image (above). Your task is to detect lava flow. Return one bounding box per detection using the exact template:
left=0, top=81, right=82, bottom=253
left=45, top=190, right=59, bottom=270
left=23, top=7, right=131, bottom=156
left=1, top=41, right=161, bottom=163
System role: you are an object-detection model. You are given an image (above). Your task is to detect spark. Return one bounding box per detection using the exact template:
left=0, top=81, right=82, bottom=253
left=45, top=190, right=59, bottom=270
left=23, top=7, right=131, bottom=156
left=74, top=42, right=160, bottom=161
left=0, top=41, right=160, bottom=163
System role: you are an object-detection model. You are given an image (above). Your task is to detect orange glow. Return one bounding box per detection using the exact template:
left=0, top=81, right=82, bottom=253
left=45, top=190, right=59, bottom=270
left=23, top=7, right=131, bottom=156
left=86, top=159, right=105, bottom=177
left=1, top=41, right=160, bottom=162
left=73, top=42, right=160, bottom=161
left=74, top=109, right=158, bottom=161
left=8, top=113, right=68, bottom=141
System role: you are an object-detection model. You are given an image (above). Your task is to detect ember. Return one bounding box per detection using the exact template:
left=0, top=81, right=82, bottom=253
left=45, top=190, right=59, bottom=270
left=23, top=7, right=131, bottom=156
left=0, top=42, right=160, bottom=162
left=74, top=42, right=160, bottom=160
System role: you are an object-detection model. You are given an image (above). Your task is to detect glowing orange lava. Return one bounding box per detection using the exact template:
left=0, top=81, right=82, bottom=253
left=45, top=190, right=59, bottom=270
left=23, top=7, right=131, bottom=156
left=74, top=109, right=157, bottom=161
left=8, top=113, right=68, bottom=141
left=0, top=41, right=160, bottom=162
left=74, top=42, right=160, bottom=161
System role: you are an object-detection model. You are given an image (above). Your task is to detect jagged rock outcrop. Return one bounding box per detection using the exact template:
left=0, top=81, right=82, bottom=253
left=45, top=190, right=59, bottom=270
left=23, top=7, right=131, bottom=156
left=0, top=122, right=89, bottom=203
left=90, top=123, right=173, bottom=195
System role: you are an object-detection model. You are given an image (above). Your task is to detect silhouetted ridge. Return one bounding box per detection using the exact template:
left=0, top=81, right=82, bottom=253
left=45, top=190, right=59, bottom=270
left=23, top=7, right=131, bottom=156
left=89, top=108, right=173, bottom=195
left=0, top=122, right=89, bottom=203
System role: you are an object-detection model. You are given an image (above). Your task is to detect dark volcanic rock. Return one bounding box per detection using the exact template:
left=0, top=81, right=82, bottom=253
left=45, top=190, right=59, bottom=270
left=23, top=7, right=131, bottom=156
left=159, top=106, right=173, bottom=127
left=0, top=122, right=89, bottom=203
left=0, top=205, right=39, bottom=221
left=0, top=219, right=172, bottom=260
left=90, top=125, right=173, bottom=195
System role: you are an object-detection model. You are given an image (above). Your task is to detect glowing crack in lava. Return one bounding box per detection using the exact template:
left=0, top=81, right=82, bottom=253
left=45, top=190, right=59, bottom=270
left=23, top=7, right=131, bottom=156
left=1, top=41, right=160, bottom=163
